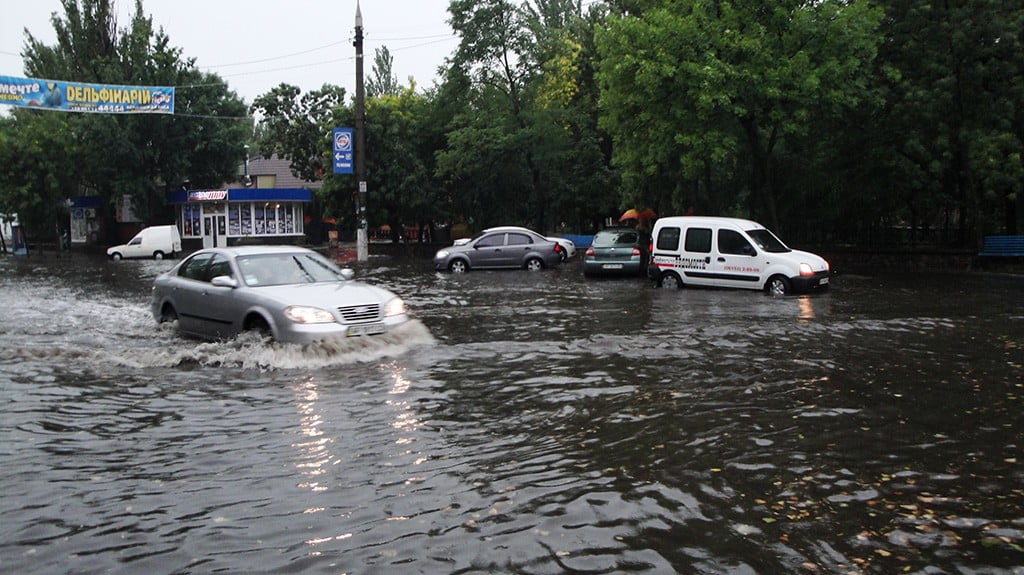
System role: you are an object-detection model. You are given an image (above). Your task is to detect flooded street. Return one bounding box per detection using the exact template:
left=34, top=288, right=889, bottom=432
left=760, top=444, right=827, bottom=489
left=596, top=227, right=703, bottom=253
left=1, top=252, right=1022, bottom=574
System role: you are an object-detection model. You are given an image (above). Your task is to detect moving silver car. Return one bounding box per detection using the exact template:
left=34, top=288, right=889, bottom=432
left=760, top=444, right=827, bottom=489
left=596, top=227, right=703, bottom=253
left=151, top=246, right=409, bottom=343
left=434, top=226, right=563, bottom=272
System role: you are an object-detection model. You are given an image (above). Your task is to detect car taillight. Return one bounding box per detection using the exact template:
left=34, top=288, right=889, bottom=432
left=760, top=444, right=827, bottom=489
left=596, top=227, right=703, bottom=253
left=632, top=247, right=641, bottom=256
left=553, top=243, right=561, bottom=253
left=585, top=247, right=594, bottom=258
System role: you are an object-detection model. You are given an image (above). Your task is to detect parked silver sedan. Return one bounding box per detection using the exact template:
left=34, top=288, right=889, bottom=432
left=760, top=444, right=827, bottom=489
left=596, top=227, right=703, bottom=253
left=547, top=236, right=577, bottom=261
left=151, top=246, right=409, bottom=343
left=434, top=226, right=563, bottom=272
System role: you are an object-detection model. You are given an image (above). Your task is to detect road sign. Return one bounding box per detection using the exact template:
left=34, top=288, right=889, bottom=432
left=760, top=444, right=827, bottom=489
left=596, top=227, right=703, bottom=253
left=333, top=127, right=353, bottom=174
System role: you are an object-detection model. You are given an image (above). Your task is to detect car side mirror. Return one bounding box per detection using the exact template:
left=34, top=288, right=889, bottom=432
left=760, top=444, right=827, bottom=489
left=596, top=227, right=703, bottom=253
left=340, top=268, right=355, bottom=280
left=211, top=275, right=238, bottom=288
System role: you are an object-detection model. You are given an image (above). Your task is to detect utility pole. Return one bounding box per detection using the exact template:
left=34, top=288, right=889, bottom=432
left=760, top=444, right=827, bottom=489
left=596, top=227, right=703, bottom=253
left=353, top=1, right=368, bottom=261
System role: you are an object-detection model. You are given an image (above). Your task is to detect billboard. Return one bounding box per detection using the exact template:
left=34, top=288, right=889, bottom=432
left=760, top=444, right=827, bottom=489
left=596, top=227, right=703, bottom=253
left=0, top=75, right=174, bottom=114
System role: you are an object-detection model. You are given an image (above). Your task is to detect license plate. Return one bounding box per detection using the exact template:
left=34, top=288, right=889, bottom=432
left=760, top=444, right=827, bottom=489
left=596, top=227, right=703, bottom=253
left=603, top=263, right=623, bottom=270
left=819, top=277, right=830, bottom=286
left=347, top=323, right=386, bottom=337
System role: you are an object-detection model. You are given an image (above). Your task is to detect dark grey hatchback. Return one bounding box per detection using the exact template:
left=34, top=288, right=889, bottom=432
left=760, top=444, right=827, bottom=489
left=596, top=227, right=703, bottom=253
left=433, top=226, right=563, bottom=273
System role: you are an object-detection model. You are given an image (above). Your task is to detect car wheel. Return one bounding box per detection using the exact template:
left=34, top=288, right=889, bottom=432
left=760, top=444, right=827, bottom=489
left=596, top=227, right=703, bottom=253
left=766, top=275, right=791, bottom=296
left=525, top=257, right=544, bottom=271
left=111, top=252, right=122, bottom=261
left=660, top=272, right=683, bottom=290
left=159, top=305, right=178, bottom=323
left=449, top=259, right=468, bottom=273
left=153, top=251, right=164, bottom=260
left=245, top=315, right=272, bottom=338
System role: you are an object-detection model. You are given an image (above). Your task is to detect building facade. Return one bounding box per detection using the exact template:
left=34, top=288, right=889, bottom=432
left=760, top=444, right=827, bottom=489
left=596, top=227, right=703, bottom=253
left=165, top=187, right=311, bottom=248
left=164, top=155, right=322, bottom=249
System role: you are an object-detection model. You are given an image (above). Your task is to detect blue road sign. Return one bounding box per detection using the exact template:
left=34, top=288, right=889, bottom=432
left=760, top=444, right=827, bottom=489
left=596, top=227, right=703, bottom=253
left=333, top=127, right=353, bottom=174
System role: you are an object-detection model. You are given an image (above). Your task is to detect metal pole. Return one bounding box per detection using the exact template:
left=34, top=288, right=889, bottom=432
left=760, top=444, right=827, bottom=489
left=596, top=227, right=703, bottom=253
left=354, top=1, right=368, bottom=261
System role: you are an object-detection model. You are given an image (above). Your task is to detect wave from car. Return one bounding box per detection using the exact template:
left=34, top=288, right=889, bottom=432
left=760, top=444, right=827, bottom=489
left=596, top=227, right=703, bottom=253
left=434, top=226, right=563, bottom=272
left=151, top=246, right=409, bottom=343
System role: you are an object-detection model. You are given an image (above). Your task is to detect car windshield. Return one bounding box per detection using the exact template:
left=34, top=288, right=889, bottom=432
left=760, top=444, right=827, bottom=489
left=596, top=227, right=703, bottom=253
left=745, top=229, right=791, bottom=253
left=236, top=253, right=345, bottom=286
left=593, top=230, right=638, bottom=247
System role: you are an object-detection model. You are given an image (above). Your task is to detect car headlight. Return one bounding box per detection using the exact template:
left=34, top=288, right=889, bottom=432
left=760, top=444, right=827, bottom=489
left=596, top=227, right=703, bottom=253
left=284, top=306, right=336, bottom=324
left=435, top=249, right=450, bottom=258
left=384, top=297, right=407, bottom=317
left=799, top=263, right=814, bottom=276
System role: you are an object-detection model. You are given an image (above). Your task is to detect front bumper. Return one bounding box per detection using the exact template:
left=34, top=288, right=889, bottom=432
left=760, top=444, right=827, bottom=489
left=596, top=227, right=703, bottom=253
left=790, top=271, right=831, bottom=292
left=276, top=314, right=410, bottom=344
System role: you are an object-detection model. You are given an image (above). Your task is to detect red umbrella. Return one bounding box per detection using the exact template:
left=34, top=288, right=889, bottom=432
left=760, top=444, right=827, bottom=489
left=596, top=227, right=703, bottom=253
left=618, top=208, right=639, bottom=222
left=619, top=208, right=657, bottom=222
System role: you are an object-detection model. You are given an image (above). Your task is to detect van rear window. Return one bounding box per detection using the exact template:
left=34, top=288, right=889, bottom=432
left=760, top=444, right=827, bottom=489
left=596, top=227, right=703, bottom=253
left=656, top=227, right=680, bottom=251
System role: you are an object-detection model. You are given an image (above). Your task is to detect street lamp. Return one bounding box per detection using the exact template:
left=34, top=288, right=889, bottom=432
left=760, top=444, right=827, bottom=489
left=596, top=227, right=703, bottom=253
left=243, top=144, right=252, bottom=188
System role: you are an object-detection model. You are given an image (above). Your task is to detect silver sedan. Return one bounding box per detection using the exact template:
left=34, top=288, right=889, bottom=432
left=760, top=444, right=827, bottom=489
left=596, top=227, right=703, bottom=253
left=151, top=246, right=409, bottom=343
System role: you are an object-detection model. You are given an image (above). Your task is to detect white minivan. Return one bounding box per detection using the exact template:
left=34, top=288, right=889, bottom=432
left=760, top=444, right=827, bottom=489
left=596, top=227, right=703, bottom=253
left=107, top=225, right=182, bottom=260
left=647, top=216, right=830, bottom=295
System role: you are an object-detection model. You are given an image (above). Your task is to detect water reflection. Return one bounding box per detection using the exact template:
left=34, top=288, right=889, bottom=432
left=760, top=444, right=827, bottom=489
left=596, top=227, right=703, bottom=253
left=798, top=295, right=815, bottom=320
left=292, top=377, right=331, bottom=493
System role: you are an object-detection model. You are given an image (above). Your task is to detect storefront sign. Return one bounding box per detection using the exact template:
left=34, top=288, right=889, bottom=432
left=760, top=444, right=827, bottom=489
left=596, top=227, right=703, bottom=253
left=188, top=190, right=228, bottom=201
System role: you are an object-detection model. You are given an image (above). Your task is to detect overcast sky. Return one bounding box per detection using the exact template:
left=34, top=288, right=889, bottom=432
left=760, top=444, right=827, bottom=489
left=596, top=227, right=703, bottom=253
left=1, top=0, right=458, bottom=105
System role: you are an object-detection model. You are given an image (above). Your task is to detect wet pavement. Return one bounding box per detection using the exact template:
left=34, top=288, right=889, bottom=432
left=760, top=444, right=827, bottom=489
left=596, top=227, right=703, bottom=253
left=1, top=252, right=1022, bottom=574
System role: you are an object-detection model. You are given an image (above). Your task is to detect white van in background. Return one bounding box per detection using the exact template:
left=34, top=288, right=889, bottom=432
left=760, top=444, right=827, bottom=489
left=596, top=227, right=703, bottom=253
left=647, top=216, right=830, bottom=295
left=107, top=225, right=182, bottom=260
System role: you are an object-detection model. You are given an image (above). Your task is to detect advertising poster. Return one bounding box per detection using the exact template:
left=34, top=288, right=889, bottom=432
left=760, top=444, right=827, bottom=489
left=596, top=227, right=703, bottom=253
left=0, top=75, right=174, bottom=114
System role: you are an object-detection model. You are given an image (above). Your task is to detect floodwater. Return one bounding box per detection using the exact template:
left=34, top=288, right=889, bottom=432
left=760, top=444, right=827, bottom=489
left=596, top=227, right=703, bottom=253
left=1, top=252, right=1022, bottom=575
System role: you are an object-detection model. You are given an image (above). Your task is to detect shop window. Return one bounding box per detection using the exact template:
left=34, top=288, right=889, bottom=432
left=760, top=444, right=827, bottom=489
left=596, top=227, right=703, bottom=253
left=182, top=205, right=202, bottom=238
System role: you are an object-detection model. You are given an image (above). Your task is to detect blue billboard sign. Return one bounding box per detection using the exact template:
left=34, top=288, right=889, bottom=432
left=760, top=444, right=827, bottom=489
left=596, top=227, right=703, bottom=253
left=0, top=75, right=174, bottom=114
left=333, top=128, right=353, bottom=174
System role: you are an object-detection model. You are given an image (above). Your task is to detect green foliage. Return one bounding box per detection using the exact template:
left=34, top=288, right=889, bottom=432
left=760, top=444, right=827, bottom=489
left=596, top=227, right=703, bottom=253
left=437, top=0, right=617, bottom=234
left=0, top=0, right=249, bottom=241
left=7, top=0, right=1021, bottom=249
left=0, top=113, right=72, bottom=241
left=251, top=78, right=442, bottom=237
left=596, top=0, right=885, bottom=232
left=367, top=47, right=401, bottom=98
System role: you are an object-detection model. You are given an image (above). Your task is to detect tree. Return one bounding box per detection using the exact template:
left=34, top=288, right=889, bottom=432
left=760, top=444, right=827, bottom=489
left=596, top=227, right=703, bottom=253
left=596, top=0, right=885, bottom=232
left=0, top=113, right=76, bottom=247
left=866, top=0, right=1024, bottom=242
left=251, top=76, right=444, bottom=241
left=438, top=0, right=616, bottom=233
left=367, top=46, right=400, bottom=98
left=2, top=0, right=249, bottom=243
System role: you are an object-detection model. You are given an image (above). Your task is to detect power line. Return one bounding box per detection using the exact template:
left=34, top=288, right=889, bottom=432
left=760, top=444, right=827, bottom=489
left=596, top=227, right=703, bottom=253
left=205, top=40, right=350, bottom=69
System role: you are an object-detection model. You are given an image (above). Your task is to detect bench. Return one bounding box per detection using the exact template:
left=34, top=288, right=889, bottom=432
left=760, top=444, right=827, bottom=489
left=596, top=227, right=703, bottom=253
left=978, top=235, right=1024, bottom=257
